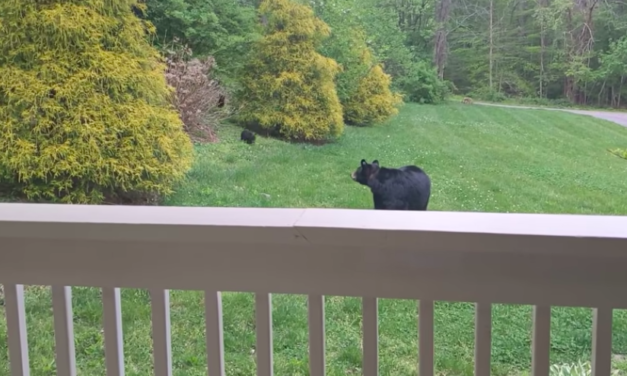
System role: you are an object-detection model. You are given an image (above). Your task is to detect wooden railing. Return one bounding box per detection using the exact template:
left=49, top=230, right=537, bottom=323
left=1, top=203, right=627, bottom=376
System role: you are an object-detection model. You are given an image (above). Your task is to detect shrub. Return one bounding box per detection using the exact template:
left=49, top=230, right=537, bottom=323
left=236, top=0, right=344, bottom=142
left=343, top=50, right=403, bottom=126
left=395, top=60, right=450, bottom=104
left=164, top=40, right=227, bottom=143
left=470, top=87, right=507, bottom=102
left=0, top=0, right=193, bottom=204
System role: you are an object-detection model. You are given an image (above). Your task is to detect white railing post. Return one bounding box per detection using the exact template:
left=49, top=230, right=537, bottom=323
left=4, top=284, right=30, bottom=376
left=52, top=286, right=77, bottom=376
left=205, top=291, right=226, bottom=376
left=419, top=300, right=435, bottom=376
left=474, top=303, right=492, bottom=376
left=150, top=289, right=173, bottom=376
left=531, top=305, right=551, bottom=376
left=308, top=294, right=325, bottom=376
left=362, top=297, right=378, bottom=376
left=591, top=308, right=613, bottom=376
left=256, top=293, right=273, bottom=376
left=103, top=287, right=125, bottom=376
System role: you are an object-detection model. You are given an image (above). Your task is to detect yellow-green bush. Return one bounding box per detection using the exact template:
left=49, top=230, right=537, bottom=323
left=236, top=0, right=344, bottom=142
left=0, top=0, right=193, bottom=203
left=343, top=49, right=403, bottom=126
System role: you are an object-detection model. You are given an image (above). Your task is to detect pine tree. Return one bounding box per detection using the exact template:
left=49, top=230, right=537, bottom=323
left=343, top=48, right=403, bottom=126
left=236, top=0, right=344, bottom=142
left=0, top=0, right=193, bottom=203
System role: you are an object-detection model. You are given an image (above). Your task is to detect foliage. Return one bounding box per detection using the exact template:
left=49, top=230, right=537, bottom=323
left=550, top=361, right=621, bottom=376
left=395, top=60, right=450, bottom=104
left=236, top=0, right=344, bottom=142
left=0, top=0, right=193, bottom=204
left=312, top=7, right=402, bottom=126
left=443, top=0, right=627, bottom=107
left=313, top=0, right=449, bottom=105
left=470, top=88, right=507, bottom=103
left=343, top=50, right=403, bottom=126
left=144, top=0, right=259, bottom=82
left=318, top=25, right=370, bottom=104
left=164, top=39, right=227, bottom=143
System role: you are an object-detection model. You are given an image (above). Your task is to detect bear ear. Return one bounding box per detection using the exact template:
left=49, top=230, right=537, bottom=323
left=371, top=160, right=379, bottom=167
left=361, top=159, right=367, bottom=166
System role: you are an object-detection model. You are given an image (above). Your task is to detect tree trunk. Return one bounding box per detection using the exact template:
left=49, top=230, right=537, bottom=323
left=489, top=0, right=494, bottom=90
left=564, top=0, right=599, bottom=103
left=619, top=76, right=624, bottom=108
left=538, top=0, right=547, bottom=97
left=433, top=0, right=452, bottom=79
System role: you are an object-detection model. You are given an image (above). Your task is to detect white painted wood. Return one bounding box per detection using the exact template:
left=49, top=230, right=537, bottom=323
left=308, top=294, right=325, bottom=376
left=591, top=308, right=613, bottom=376
left=474, top=303, right=492, bottom=376
left=2, top=204, right=627, bottom=242
left=52, top=286, right=77, bottom=376
left=362, top=297, right=378, bottom=376
left=150, top=289, right=172, bottom=376
left=256, top=293, right=273, bottom=376
left=1, top=205, right=627, bottom=376
left=419, top=300, right=434, bottom=376
left=2, top=206, right=627, bottom=309
left=531, top=306, right=551, bottom=376
left=205, top=291, right=225, bottom=376
left=4, top=284, right=30, bottom=376
left=102, top=287, right=125, bottom=376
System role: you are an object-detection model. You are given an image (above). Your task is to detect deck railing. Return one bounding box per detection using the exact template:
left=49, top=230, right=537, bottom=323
left=1, top=203, right=627, bottom=376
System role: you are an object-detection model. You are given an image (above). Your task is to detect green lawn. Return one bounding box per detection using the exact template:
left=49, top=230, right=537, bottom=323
left=2, top=103, right=627, bottom=376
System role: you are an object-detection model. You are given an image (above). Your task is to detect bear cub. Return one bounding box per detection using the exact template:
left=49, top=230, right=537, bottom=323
left=240, top=129, right=256, bottom=144
left=351, top=159, right=431, bottom=211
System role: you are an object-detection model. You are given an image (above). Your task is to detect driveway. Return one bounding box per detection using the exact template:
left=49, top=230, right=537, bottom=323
left=474, top=102, right=627, bottom=128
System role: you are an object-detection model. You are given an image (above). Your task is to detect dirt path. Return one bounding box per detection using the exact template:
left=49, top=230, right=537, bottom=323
left=474, top=102, right=627, bottom=128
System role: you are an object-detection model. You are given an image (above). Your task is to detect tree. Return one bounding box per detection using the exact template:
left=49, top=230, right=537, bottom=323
left=144, top=0, right=259, bottom=82
left=0, top=0, right=193, bottom=203
left=237, top=0, right=344, bottom=142
left=312, top=2, right=401, bottom=125
left=343, top=49, right=403, bottom=126
left=314, top=2, right=370, bottom=104
left=433, top=0, right=452, bottom=79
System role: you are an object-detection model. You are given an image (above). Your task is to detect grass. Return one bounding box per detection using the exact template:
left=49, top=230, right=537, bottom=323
left=449, top=94, right=627, bottom=113
left=2, top=103, right=627, bottom=376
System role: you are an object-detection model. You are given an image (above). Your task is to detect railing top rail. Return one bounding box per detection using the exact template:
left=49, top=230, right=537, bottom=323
left=0, top=203, right=626, bottom=241
left=1, top=203, right=627, bottom=307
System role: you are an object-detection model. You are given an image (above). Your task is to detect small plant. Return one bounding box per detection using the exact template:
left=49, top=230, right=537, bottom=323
left=549, top=360, right=620, bottom=376
left=164, top=39, right=228, bottom=143
left=609, top=148, right=627, bottom=160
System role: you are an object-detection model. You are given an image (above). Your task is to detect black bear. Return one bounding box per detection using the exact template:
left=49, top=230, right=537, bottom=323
left=351, top=159, right=431, bottom=210
left=240, top=129, right=256, bottom=145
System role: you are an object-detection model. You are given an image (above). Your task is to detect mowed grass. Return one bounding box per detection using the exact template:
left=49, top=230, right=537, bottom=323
left=2, top=103, right=627, bottom=376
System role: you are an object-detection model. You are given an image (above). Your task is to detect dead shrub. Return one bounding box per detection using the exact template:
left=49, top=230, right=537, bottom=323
left=164, top=40, right=229, bottom=143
